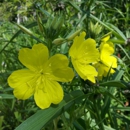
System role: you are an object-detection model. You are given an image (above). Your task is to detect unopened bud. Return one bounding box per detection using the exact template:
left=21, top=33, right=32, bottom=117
left=16, top=24, right=33, bottom=36
left=66, top=29, right=81, bottom=41
left=52, top=38, right=65, bottom=45
left=37, top=15, right=44, bottom=33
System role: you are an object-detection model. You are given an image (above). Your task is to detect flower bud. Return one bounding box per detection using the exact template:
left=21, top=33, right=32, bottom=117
left=52, top=38, right=65, bottom=45
left=66, top=29, right=81, bottom=41
left=16, top=24, right=33, bottom=36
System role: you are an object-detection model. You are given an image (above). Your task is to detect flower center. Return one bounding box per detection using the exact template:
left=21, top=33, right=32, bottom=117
left=39, top=69, right=44, bottom=75
left=40, top=72, right=43, bottom=75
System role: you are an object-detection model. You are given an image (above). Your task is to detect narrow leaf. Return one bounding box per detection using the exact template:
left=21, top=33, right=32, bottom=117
left=99, top=81, right=126, bottom=88
left=0, top=94, right=14, bottom=99
left=107, top=23, right=127, bottom=41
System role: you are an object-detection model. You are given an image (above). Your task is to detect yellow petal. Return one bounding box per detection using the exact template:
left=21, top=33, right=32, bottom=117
left=103, top=65, right=115, bottom=77
left=69, top=36, right=99, bottom=64
left=13, top=86, right=34, bottom=100
left=19, top=43, right=49, bottom=71
left=34, top=80, right=63, bottom=109
left=8, top=69, right=35, bottom=99
left=69, top=32, right=86, bottom=57
left=100, top=42, right=114, bottom=56
left=48, top=54, right=69, bottom=68
left=94, top=63, right=104, bottom=77
left=101, top=32, right=111, bottom=42
left=47, top=54, right=74, bottom=82
left=77, top=38, right=99, bottom=63
left=100, top=43, right=117, bottom=68
left=100, top=41, right=114, bottom=51
left=72, top=59, right=97, bottom=83
left=51, top=67, right=74, bottom=82
left=101, top=56, right=117, bottom=68
left=94, top=62, right=115, bottom=80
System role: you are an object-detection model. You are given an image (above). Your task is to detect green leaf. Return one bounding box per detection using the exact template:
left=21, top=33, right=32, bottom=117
left=114, top=113, right=130, bottom=124
left=97, top=87, right=124, bottom=106
left=116, top=44, right=130, bottom=60
left=99, top=81, right=126, bottom=88
left=0, top=94, right=14, bottom=99
left=68, top=1, right=81, bottom=12
left=0, top=55, right=2, bottom=70
left=15, top=91, right=86, bottom=130
left=73, top=120, right=85, bottom=130
left=110, top=39, right=125, bottom=44
left=0, top=44, right=2, bottom=70
left=60, top=43, right=68, bottom=54
left=113, top=69, right=124, bottom=80
left=104, top=125, right=116, bottom=130
left=39, top=8, right=52, bottom=17
left=112, top=107, right=130, bottom=111
left=107, top=23, right=127, bottom=41
left=0, top=116, right=4, bottom=129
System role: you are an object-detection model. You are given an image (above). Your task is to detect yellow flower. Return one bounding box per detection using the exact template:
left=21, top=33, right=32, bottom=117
left=100, top=39, right=117, bottom=68
left=95, top=34, right=117, bottom=79
left=69, top=32, right=99, bottom=83
left=94, top=62, right=115, bottom=80
left=8, top=44, right=74, bottom=109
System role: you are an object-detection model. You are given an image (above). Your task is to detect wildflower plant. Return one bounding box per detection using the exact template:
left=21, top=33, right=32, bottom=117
left=1, top=1, right=130, bottom=130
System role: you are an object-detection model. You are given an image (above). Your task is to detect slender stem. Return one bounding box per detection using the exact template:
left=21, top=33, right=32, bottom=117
left=93, top=99, right=105, bottom=130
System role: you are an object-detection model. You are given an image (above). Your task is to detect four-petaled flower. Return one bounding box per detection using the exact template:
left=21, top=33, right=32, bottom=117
left=69, top=32, right=99, bottom=83
left=8, top=43, right=74, bottom=109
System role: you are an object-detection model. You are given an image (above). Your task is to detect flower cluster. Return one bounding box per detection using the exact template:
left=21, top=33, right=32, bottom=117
left=8, top=31, right=117, bottom=109
left=94, top=34, right=117, bottom=80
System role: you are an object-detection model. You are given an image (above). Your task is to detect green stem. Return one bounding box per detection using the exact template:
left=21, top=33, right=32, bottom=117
left=93, top=99, right=105, bottom=130
left=108, top=111, right=117, bottom=129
